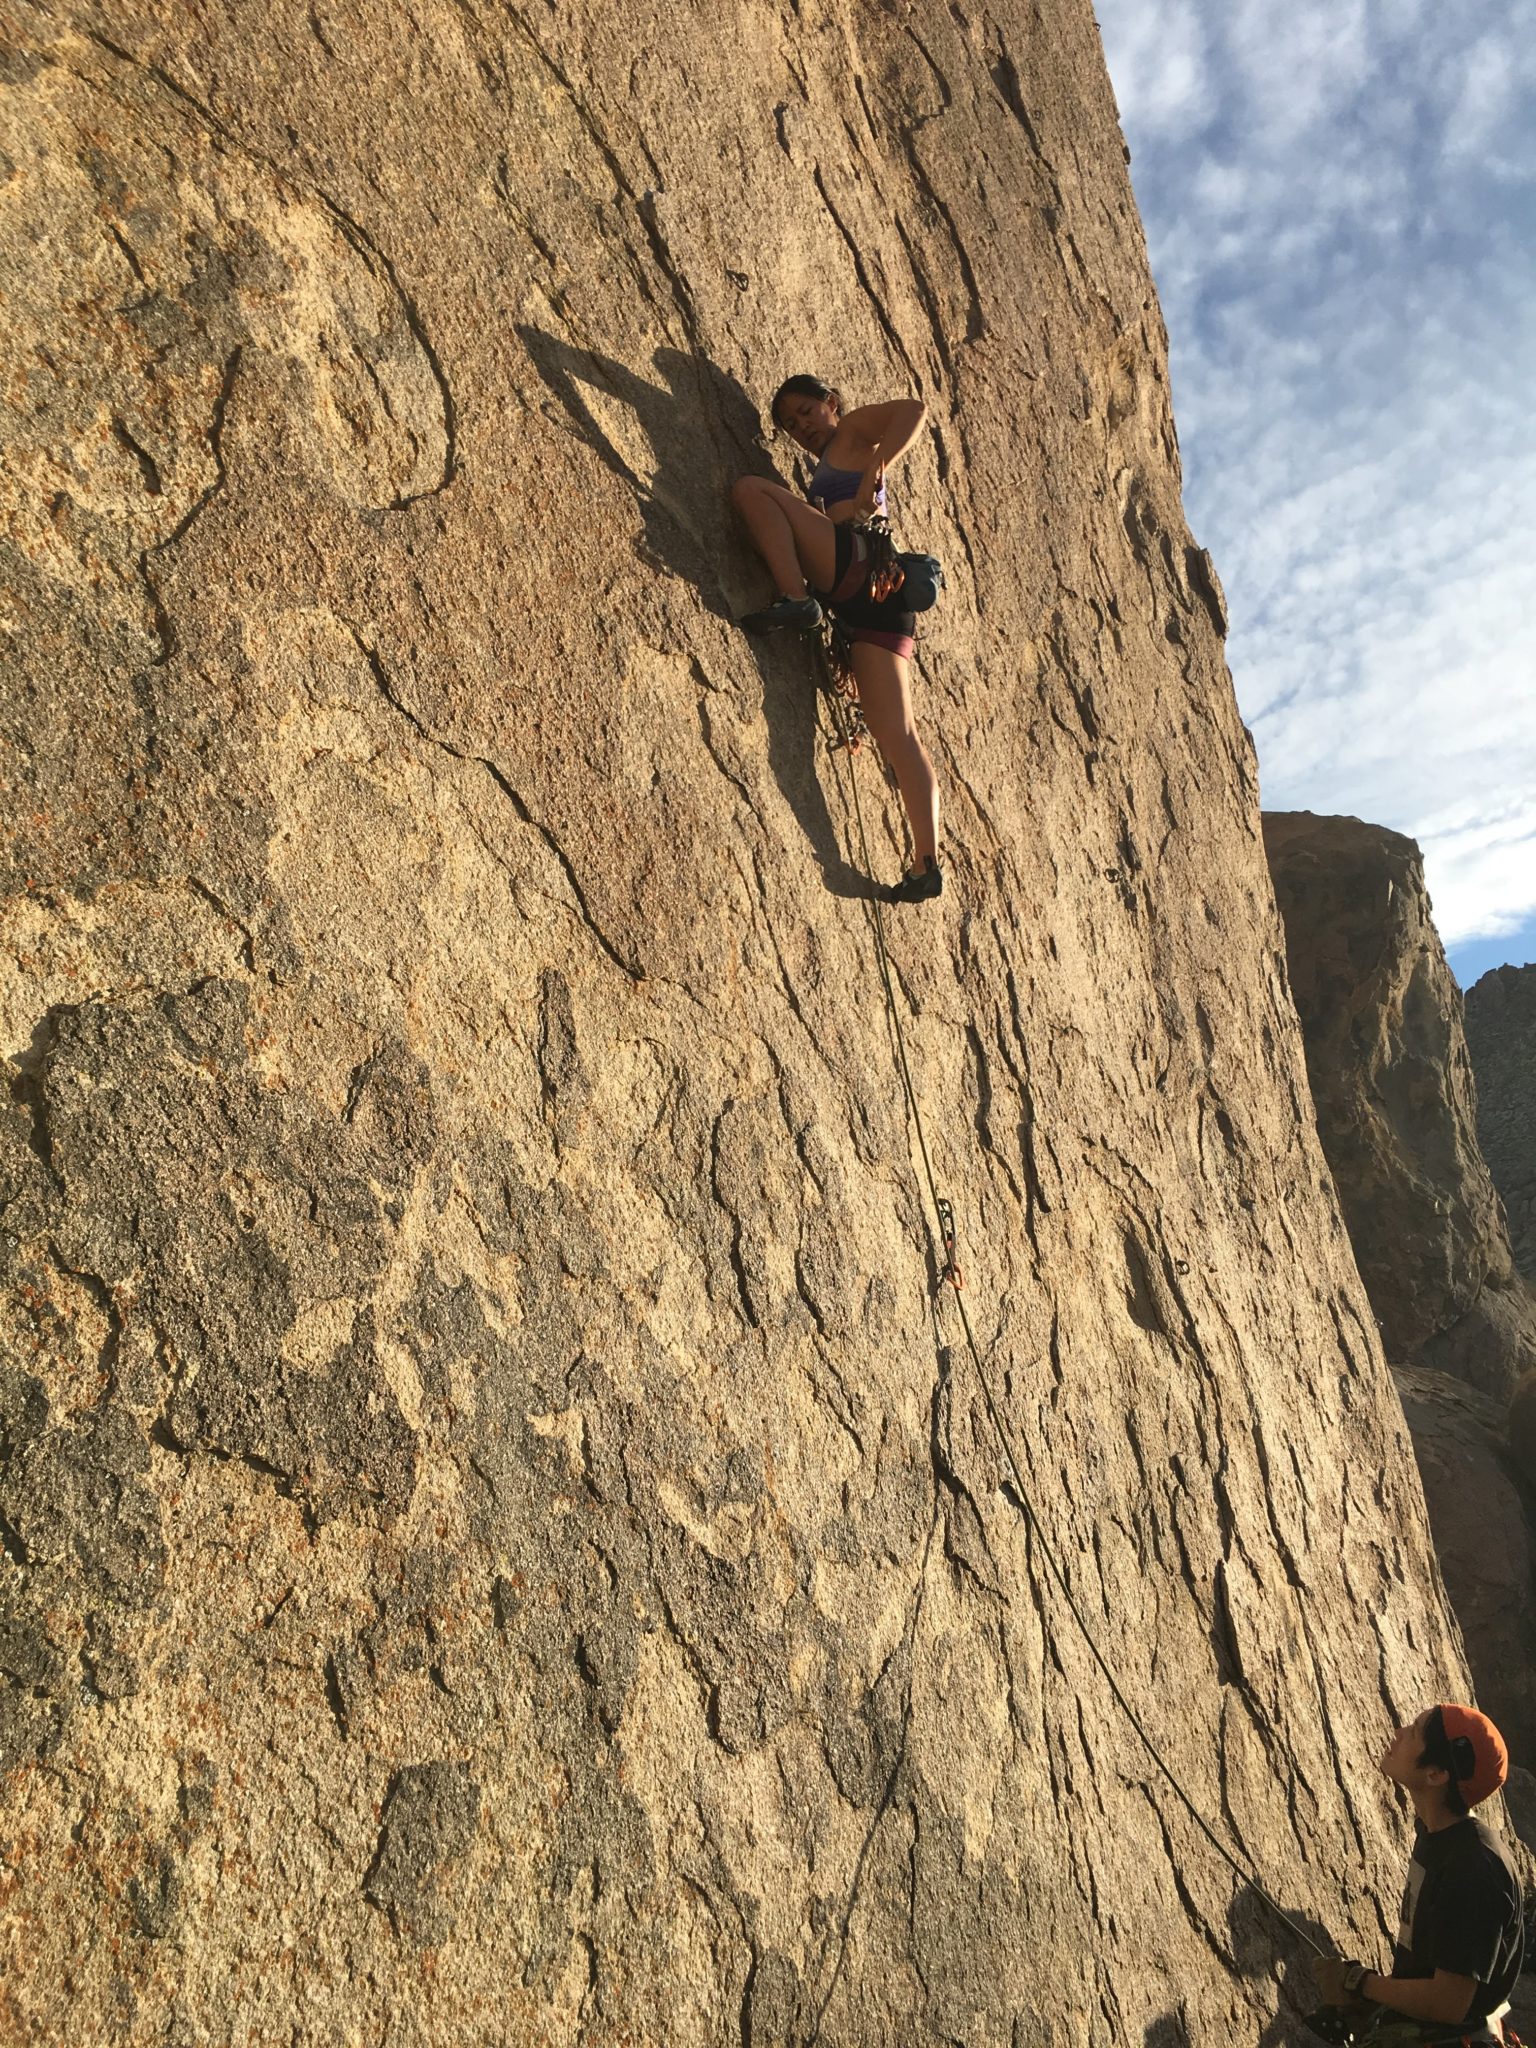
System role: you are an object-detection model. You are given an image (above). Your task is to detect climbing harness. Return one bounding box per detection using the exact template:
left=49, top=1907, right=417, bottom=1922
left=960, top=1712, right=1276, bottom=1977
left=1306, top=2011, right=1520, bottom=2048
left=814, top=638, right=1330, bottom=1968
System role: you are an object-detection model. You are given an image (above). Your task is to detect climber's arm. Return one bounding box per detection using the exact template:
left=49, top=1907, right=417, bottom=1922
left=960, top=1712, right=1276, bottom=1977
left=838, top=398, right=927, bottom=471
left=1360, top=1969, right=1477, bottom=2026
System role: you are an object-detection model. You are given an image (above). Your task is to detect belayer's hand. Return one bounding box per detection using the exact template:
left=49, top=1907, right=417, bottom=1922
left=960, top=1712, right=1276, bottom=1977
left=1310, top=1955, right=1361, bottom=2006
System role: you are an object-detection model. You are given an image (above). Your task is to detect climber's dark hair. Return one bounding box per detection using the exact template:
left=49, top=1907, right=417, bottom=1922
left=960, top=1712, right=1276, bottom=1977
left=1417, top=1706, right=1471, bottom=1817
left=770, top=374, right=842, bottom=430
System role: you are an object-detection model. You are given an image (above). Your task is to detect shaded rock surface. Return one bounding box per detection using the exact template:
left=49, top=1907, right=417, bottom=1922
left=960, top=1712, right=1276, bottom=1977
left=1391, top=1366, right=1536, bottom=1763
left=1263, top=813, right=1536, bottom=1404
left=1465, top=963, right=1536, bottom=1290
left=0, top=5, right=1511, bottom=2044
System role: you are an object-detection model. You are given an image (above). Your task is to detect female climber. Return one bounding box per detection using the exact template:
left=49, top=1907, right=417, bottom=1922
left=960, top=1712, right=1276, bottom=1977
left=731, top=375, right=942, bottom=904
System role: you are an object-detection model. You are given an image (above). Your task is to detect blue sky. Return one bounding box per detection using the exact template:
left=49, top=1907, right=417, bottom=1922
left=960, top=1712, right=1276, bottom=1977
left=1094, top=0, right=1536, bottom=987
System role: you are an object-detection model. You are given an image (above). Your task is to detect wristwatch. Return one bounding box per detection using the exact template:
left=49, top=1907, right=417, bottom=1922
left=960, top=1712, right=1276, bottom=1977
left=1342, top=1962, right=1372, bottom=1999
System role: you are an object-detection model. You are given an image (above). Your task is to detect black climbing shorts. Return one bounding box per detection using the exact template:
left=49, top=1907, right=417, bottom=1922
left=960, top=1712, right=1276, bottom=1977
left=817, top=525, right=918, bottom=660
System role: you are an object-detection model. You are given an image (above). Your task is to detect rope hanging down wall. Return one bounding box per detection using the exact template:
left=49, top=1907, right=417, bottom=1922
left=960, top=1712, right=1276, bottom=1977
left=812, top=631, right=1328, bottom=1968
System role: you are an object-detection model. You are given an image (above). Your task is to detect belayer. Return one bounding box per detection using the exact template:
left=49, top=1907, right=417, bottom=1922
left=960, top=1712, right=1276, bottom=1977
left=1308, top=1704, right=1525, bottom=2046
left=732, top=376, right=944, bottom=905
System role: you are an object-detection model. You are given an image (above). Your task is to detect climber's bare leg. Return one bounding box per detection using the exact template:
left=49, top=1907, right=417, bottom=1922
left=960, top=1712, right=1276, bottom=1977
left=731, top=476, right=838, bottom=598
left=850, top=642, right=939, bottom=869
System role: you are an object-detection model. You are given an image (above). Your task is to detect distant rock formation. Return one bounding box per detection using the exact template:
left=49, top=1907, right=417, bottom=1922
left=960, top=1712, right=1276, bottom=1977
left=1263, top=813, right=1536, bottom=1403
left=1465, top=963, right=1536, bottom=1289
left=0, top=9, right=1495, bottom=2044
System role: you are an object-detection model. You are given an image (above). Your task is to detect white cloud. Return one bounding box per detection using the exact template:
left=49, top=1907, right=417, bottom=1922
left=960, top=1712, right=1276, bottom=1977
left=1095, top=0, right=1212, bottom=137
left=1420, top=799, right=1536, bottom=946
left=1220, top=0, right=1374, bottom=141
left=1097, top=0, right=1536, bottom=948
left=1446, top=34, right=1516, bottom=154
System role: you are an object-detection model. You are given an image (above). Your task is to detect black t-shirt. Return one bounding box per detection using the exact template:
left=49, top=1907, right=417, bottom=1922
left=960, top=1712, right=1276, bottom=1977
left=1391, top=1815, right=1524, bottom=2024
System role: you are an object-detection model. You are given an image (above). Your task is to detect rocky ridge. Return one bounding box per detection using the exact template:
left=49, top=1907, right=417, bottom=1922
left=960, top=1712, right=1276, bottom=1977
left=0, top=5, right=1493, bottom=2044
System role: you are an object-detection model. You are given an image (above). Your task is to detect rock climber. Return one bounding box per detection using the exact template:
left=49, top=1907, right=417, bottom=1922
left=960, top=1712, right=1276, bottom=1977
left=1309, top=1703, right=1524, bottom=2045
left=731, top=375, right=943, bottom=904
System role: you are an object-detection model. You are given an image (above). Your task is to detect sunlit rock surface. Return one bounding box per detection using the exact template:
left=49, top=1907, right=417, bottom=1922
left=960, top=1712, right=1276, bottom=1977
left=0, top=5, right=1495, bottom=2042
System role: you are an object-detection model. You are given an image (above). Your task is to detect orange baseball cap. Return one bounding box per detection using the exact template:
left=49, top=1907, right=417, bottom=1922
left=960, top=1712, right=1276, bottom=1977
left=1437, top=1703, right=1509, bottom=1808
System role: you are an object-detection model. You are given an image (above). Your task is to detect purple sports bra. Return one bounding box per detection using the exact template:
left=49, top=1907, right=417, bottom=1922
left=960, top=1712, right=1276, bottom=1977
left=808, top=447, right=887, bottom=515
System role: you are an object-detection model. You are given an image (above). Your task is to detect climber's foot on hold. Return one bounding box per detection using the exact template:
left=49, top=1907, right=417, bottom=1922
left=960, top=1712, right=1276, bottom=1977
left=740, top=594, right=823, bottom=634
left=882, top=857, right=943, bottom=904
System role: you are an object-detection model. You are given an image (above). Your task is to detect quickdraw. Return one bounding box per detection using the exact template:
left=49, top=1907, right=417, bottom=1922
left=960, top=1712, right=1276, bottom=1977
left=936, top=1194, right=963, bottom=1290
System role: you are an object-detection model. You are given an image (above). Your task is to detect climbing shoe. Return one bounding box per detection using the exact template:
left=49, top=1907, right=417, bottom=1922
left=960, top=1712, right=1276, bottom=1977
left=882, top=857, right=943, bottom=904
left=739, top=595, right=823, bottom=634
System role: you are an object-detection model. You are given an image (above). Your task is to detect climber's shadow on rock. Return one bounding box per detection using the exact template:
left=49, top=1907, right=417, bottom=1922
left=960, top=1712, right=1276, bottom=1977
left=517, top=326, right=871, bottom=898
left=516, top=325, right=764, bottom=606
left=1228, top=1880, right=1336, bottom=2048
left=1144, top=2015, right=1190, bottom=2048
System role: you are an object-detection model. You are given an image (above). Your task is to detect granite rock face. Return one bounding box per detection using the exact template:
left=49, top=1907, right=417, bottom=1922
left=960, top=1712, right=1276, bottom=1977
left=1465, top=963, right=1536, bottom=1290
left=1263, top=813, right=1536, bottom=1404
left=0, top=6, right=1495, bottom=2044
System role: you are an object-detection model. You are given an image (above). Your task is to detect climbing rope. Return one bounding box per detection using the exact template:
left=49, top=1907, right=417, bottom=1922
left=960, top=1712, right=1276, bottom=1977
left=816, top=623, right=870, bottom=751
left=813, top=633, right=1328, bottom=1964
